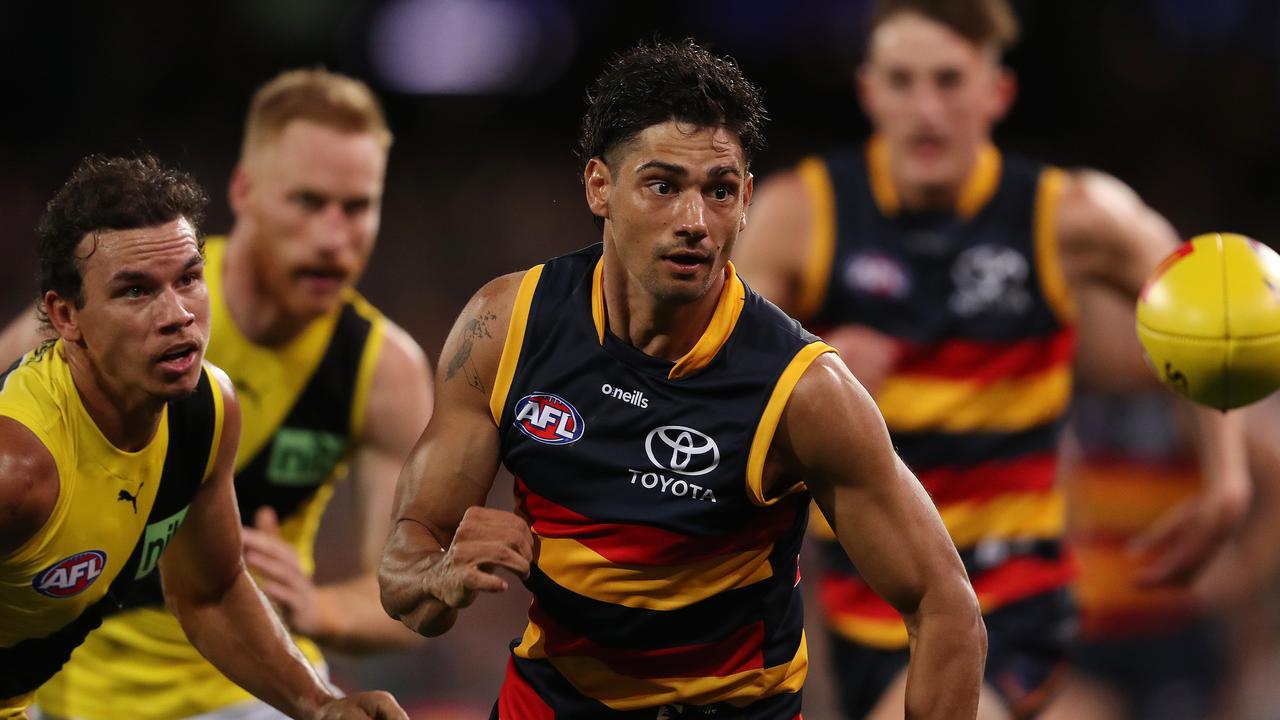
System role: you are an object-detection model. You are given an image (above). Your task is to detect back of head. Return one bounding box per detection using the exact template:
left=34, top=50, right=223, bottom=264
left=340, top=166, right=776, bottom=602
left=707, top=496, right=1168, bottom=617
left=38, top=154, right=209, bottom=312
left=868, top=0, right=1019, bottom=55
left=576, top=39, right=768, bottom=170
left=241, top=68, right=392, bottom=160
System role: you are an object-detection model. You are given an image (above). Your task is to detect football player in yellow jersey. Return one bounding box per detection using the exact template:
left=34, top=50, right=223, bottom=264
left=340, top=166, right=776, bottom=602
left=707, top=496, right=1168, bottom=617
left=732, top=1, right=1250, bottom=717
left=0, top=71, right=432, bottom=719
left=0, top=154, right=407, bottom=719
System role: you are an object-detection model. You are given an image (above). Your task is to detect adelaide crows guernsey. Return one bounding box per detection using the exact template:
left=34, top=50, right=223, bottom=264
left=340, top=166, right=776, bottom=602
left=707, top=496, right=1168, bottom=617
left=800, top=137, right=1077, bottom=649
left=0, top=342, right=223, bottom=718
left=490, top=244, right=834, bottom=718
left=36, top=237, right=386, bottom=719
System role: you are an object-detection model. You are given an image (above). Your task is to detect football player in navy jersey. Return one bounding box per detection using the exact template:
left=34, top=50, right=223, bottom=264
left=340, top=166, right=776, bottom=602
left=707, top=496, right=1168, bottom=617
left=732, top=0, right=1249, bottom=717
left=380, top=39, right=985, bottom=719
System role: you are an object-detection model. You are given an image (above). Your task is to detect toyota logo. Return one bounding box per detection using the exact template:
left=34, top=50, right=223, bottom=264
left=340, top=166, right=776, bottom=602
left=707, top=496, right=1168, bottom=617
left=645, top=425, right=719, bottom=476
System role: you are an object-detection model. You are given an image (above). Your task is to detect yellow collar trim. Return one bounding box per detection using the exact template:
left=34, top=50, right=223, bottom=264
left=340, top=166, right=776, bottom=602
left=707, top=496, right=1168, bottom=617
left=590, top=258, right=747, bottom=380
left=866, top=135, right=1002, bottom=219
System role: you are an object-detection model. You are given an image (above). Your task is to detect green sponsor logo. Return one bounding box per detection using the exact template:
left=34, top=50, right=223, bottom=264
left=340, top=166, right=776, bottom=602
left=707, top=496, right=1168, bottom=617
left=135, top=506, right=190, bottom=579
left=267, top=428, right=347, bottom=486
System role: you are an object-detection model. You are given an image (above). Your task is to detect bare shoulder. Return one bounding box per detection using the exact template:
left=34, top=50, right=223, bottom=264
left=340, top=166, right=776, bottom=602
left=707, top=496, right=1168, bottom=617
left=1058, top=168, right=1154, bottom=240
left=439, top=270, right=527, bottom=392
left=377, top=320, right=432, bottom=381
left=784, top=352, right=884, bottom=440
left=0, top=416, right=59, bottom=555
left=202, top=362, right=241, bottom=421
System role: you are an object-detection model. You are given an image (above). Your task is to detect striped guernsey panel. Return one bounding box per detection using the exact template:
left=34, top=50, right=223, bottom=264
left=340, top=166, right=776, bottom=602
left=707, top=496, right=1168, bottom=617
left=490, top=244, right=833, bottom=718
left=799, top=137, right=1077, bottom=649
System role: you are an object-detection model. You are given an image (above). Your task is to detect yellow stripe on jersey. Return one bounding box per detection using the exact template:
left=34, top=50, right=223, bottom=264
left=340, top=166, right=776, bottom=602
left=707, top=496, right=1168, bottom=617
left=876, top=365, right=1072, bottom=434
left=940, top=489, right=1065, bottom=549
left=746, top=341, right=837, bottom=506
left=955, top=144, right=1003, bottom=219
left=1034, top=167, right=1076, bottom=325
left=827, top=613, right=909, bottom=649
left=591, top=259, right=606, bottom=345
left=201, top=361, right=226, bottom=481
left=346, top=294, right=387, bottom=440
left=534, top=536, right=774, bottom=611
left=490, top=264, right=545, bottom=425
left=669, top=262, right=746, bottom=380
left=794, top=157, right=837, bottom=322
left=514, top=621, right=808, bottom=711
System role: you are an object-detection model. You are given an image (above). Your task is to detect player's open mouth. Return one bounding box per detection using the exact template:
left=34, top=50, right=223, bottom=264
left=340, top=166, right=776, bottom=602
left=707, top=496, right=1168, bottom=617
left=296, top=268, right=348, bottom=290
left=662, top=251, right=710, bottom=274
left=157, top=343, right=198, bottom=373
left=907, top=134, right=947, bottom=157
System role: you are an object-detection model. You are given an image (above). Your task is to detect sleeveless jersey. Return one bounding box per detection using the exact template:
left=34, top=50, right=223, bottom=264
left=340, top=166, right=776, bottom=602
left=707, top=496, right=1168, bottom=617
left=490, top=244, right=834, bottom=718
left=1064, top=395, right=1203, bottom=640
left=35, top=237, right=386, bottom=719
left=0, top=342, right=223, bottom=717
left=800, top=137, right=1077, bottom=649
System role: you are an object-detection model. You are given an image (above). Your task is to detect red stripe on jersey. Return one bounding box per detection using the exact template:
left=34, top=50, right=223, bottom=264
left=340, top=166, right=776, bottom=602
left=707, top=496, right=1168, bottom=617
left=918, top=453, right=1058, bottom=505
left=497, top=657, right=555, bottom=720
left=894, top=328, right=1075, bottom=382
left=530, top=602, right=765, bottom=679
left=819, top=554, right=1074, bottom=620
left=515, top=476, right=799, bottom=565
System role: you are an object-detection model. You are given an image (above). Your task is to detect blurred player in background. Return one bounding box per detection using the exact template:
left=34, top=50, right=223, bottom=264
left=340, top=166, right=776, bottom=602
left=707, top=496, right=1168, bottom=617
left=733, top=0, right=1249, bottom=717
left=379, top=39, right=985, bottom=719
left=0, top=70, right=433, bottom=719
left=1043, top=288, right=1280, bottom=720
left=0, top=154, right=407, bottom=720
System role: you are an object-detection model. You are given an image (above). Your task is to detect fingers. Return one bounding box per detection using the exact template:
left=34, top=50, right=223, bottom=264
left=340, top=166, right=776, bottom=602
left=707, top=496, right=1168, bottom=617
left=255, top=506, right=281, bottom=536
left=456, top=506, right=535, bottom=562
left=1131, top=501, right=1225, bottom=587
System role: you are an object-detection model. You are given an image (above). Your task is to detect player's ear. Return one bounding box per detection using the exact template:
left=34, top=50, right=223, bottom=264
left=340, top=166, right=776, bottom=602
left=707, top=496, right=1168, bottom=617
left=44, top=291, right=82, bottom=344
left=228, top=164, right=250, bottom=216
left=740, top=172, right=754, bottom=231
left=584, top=158, right=613, bottom=220
left=991, top=66, right=1017, bottom=123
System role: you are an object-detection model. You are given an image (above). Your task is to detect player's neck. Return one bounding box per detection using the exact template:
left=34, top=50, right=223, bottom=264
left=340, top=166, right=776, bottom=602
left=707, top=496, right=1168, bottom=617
left=221, top=233, right=312, bottom=347
left=600, top=251, right=724, bottom=363
left=62, top=346, right=164, bottom=452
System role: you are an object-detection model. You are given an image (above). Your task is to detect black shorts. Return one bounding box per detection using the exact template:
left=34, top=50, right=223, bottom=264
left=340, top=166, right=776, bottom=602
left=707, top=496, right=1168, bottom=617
left=1070, top=617, right=1223, bottom=720
left=826, top=588, right=1077, bottom=719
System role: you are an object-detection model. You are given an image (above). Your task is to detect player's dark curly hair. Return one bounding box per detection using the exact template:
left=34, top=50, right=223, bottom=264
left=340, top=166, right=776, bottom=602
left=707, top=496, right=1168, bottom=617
left=37, top=154, right=208, bottom=322
left=576, top=39, right=768, bottom=170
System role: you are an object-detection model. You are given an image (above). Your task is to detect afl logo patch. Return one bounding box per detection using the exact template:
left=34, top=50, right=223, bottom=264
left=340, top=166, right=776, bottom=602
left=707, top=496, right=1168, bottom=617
left=33, top=550, right=107, bottom=598
left=514, top=393, right=585, bottom=445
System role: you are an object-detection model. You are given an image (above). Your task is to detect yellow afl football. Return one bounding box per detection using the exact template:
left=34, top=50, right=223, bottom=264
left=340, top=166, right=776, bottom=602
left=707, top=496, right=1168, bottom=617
left=1136, top=232, right=1280, bottom=410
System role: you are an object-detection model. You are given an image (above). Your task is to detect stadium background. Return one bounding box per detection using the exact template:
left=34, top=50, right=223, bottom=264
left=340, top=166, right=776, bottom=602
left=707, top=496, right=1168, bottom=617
left=3, top=1, right=1280, bottom=716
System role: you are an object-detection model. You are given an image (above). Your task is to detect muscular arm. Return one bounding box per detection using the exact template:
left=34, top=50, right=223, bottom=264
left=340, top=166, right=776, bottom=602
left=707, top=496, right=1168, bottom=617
left=244, top=322, right=433, bottom=653
left=0, top=419, right=58, bottom=557
left=1058, top=170, right=1250, bottom=585
left=162, top=368, right=403, bottom=719
left=769, top=354, right=985, bottom=719
left=378, top=273, right=532, bottom=637
left=732, top=169, right=813, bottom=316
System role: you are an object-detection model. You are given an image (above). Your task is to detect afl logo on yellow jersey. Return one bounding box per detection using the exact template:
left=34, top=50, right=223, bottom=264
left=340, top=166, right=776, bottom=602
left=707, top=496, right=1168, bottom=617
left=33, top=550, right=106, bottom=598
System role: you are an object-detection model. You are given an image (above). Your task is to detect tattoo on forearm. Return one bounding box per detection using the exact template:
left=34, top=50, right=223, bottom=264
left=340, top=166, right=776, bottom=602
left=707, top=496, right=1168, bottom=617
left=446, top=312, right=496, bottom=392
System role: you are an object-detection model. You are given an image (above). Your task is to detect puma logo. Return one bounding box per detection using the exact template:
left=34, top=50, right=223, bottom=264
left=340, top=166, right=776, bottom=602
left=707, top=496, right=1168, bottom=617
left=118, top=482, right=143, bottom=514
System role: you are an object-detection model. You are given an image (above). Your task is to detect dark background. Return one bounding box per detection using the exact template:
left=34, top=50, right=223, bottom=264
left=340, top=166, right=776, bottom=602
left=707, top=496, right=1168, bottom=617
left=4, top=1, right=1278, bottom=715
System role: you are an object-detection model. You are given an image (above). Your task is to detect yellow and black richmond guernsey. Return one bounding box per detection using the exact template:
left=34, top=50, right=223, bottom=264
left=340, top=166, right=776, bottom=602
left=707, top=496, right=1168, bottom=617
left=798, top=137, right=1077, bottom=649
left=489, top=244, right=834, bottom=719
left=34, top=237, right=386, bottom=719
left=0, top=342, right=223, bottom=718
